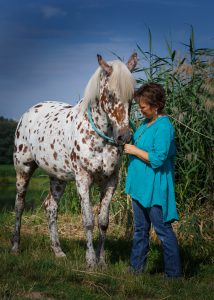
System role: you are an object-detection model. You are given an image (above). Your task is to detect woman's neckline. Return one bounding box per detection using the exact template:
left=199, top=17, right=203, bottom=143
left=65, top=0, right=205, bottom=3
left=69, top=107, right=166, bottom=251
left=146, top=115, right=167, bottom=128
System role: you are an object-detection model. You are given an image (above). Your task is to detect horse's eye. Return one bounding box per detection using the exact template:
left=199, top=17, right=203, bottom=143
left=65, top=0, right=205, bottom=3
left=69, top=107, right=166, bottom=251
left=109, top=94, right=114, bottom=101
left=128, top=100, right=132, bottom=114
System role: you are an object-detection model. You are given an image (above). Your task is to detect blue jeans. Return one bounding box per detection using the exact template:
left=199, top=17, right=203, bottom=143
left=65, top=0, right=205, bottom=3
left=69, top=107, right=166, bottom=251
left=131, top=199, right=182, bottom=277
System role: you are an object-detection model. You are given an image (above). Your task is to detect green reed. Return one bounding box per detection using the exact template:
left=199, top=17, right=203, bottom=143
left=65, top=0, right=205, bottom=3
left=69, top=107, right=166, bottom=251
left=127, top=26, right=214, bottom=213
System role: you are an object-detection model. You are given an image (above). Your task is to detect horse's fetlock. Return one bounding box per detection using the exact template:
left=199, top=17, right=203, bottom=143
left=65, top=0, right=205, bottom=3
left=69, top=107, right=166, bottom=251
left=100, top=224, right=108, bottom=231
left=98, top=216, right=109, bottom=230
left=15, top=200, right=24, bottom=211
left=85, top=223, right=94, bottom=231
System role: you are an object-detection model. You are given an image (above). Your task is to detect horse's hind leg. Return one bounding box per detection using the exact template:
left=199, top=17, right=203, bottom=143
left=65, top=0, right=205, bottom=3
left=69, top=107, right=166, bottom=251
left=11, top=162, right=37, bottom=253
left=44, top=177, right=66, bottom=257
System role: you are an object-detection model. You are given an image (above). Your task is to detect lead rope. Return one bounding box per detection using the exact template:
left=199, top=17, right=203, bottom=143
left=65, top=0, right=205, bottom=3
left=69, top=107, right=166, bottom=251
left=130, top=114, right=214, bottom=141
left=168, top=114, right=214, bottom=141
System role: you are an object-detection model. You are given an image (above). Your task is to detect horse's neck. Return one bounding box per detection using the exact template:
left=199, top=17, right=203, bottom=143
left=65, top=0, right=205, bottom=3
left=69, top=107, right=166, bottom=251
left=90, top=99, right=109, bottom=134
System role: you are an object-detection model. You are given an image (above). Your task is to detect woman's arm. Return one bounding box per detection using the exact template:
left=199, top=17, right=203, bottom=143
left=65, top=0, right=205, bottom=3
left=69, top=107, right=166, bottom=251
left=124, top=125, right=173, bottom=168
left=124, top=144, right=150, bottom=163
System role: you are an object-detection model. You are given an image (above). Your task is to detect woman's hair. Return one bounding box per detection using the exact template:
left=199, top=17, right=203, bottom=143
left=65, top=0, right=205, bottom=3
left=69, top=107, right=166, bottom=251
left=134, top=82, right=166, bottom=113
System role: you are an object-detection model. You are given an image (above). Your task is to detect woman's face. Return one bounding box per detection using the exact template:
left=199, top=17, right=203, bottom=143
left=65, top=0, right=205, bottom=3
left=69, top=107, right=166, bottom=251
left=137, top=97, right=157, bottom=119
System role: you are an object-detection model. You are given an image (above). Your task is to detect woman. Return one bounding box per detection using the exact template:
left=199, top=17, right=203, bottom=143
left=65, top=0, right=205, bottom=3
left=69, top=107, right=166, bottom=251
left=124, top=82, right=182, bottom=277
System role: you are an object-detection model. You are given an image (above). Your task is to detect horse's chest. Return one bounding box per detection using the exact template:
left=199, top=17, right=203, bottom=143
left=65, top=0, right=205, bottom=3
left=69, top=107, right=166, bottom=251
left=81, top=145, right=120, bottom=177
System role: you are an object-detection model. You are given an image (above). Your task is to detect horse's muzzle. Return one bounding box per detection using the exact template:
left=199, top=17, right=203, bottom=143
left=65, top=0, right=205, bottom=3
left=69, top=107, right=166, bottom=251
left=116, top=130, right=132, bottom=145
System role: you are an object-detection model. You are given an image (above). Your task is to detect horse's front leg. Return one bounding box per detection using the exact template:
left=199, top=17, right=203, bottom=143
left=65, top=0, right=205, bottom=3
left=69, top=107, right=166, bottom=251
left=75, top=172, right=96, bottom=270
left=97, top=174, right=118, bottom=268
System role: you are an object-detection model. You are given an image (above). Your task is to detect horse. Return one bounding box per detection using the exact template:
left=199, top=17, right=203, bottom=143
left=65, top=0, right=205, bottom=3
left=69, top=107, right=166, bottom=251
left=11, top=53, right=137, bottom=269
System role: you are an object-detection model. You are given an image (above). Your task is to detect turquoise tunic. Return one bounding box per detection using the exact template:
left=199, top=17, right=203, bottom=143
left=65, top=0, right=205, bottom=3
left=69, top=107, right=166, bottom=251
left=125, top=116, right=179, bottom=223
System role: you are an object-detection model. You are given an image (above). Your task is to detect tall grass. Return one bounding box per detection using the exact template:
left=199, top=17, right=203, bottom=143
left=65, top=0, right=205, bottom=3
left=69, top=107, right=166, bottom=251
left=130, top=27, right=214, bottom=212
left=111, top=28, right=214, bottom=247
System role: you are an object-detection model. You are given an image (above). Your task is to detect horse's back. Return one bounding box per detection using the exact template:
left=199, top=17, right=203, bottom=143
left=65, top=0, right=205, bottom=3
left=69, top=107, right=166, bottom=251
left=15, top=101, right=73, bottom=146
left=19, top=101, right=73, bottom=124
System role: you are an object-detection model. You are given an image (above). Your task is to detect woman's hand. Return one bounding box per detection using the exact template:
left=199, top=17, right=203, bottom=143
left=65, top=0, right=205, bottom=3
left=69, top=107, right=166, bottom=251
left=124, top=144, right=138, bottom=155
left=124, top=144, right=150, bottom=163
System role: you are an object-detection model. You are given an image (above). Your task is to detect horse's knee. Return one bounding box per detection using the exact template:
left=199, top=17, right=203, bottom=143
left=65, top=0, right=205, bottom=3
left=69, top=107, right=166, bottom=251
left=46, top=206, right=58, bottom=219
left=16, top=171, right=30, bottom=190
left=81, top=205, right=94, bottom=230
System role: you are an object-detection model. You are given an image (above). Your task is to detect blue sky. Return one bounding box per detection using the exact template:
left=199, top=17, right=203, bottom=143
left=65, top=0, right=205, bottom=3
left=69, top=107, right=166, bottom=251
left=0, top=0, right=213, bottom=120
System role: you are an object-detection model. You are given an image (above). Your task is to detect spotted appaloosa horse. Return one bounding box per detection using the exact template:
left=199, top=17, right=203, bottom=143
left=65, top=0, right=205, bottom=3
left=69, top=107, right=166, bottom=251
left=12, top=53, right=137, bottom=269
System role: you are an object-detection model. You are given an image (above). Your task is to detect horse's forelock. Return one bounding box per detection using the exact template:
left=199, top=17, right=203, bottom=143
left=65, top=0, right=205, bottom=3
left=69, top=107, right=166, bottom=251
left=108, top=60, right=135, bottom=103
left=79, top=60, right=135, bottom=113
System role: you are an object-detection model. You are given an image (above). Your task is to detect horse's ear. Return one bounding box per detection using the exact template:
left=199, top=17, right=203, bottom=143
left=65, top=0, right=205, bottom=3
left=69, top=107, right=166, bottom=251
left=127, top=52, right=138, bottom=72
left=97, top=54, right=113, bottom=76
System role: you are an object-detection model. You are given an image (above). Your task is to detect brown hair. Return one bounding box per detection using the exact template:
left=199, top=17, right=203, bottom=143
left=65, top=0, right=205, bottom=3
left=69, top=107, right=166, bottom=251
left=134, top=82, right=166, bottom=113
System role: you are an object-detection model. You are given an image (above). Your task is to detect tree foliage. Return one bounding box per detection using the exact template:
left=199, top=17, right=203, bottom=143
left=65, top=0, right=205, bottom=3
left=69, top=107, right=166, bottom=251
left=0, top=116, right=17, bottom=164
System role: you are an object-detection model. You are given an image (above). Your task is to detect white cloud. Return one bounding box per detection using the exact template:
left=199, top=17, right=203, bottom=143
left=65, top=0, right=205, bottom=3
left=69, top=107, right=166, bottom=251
left=130, top=0, right=200, bottom=7
left=41, top=5, right=67, bottom=19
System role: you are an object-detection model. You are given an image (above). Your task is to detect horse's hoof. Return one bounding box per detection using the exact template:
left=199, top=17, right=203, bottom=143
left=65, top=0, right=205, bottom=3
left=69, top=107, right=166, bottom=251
left=86, top=251, right=97, bottom=271
left=98, top=260, right=107, bottom=270
left=97, top=256, right=107, bottom=270
left=51, top=245, right=66, bottom=258
left=87, top=263, right=97, bottom=271
left=11, top=247, right=20, bottom=255
left=87, top=259, right=97, bottom=271
left=55, top=251, right=66, bottom=258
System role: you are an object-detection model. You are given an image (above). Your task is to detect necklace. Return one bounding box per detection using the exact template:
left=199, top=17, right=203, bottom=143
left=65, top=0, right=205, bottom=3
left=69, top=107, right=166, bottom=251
left=134, top=125, right=147, bottom=146
left=133, top=115, right=161, bottom=146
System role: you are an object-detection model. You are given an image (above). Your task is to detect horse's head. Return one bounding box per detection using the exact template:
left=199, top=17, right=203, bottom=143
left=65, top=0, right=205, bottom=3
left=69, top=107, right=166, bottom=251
left=96, top=53, right=137, bottom=145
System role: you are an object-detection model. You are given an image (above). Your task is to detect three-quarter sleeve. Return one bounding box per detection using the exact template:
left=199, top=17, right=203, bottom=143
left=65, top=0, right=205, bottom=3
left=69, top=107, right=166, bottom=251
left=148, top=126, right=172, bottom=169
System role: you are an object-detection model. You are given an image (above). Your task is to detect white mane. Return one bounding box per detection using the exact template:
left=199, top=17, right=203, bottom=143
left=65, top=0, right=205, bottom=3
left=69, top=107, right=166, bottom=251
left=79, top=60, right=135, bottom=112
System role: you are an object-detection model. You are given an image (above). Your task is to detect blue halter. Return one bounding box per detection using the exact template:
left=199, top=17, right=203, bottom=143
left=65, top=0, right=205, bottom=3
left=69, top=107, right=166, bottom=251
left=87, top=104, right=115, bottom=144
left=87, top=103, right=135, bottom=145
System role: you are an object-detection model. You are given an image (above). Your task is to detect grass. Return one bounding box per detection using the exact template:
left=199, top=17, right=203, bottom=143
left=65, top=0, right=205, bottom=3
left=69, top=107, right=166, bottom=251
left=0, top=161, right=213, bottom=299
left=0, top=165, right=49, bottom=210
left=1, top=211, right=214, bottom=300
